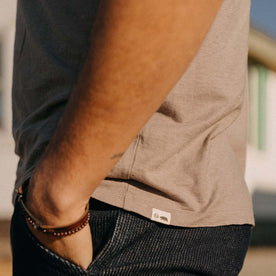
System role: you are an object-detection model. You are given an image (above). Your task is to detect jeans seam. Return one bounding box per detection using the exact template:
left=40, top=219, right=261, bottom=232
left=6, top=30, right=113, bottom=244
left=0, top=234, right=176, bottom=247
left=87, top=209, right=122, bottom=271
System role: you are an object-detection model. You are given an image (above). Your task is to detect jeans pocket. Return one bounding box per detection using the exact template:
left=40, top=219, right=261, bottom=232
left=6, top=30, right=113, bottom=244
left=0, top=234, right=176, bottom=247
left=86, top=208, right=123, bottom=271
left=10, top=199, right=89, bottom=276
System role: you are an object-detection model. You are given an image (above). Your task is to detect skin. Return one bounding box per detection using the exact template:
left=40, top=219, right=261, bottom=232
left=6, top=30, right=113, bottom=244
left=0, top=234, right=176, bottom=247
left=25, top=0, right=223, bottom=269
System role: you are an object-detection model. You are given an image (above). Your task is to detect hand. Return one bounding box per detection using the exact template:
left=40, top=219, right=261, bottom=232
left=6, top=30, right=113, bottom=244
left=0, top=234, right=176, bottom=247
left=25, top=178, right=93, bottom=269
left=26, top=220, right=93, bottom=269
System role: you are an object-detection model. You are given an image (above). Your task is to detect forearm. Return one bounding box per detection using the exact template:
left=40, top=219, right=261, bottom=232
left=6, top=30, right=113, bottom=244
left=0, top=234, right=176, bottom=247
left=27, top=0, right=223, bottom=223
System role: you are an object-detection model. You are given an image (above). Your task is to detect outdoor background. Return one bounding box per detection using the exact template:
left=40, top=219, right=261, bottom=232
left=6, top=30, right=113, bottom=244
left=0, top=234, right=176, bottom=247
left=1, top=0, right=276, bottom=275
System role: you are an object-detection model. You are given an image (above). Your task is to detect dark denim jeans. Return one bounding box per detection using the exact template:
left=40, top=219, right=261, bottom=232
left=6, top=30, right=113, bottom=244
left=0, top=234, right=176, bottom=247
left=10, top=197, right=252, bottom=275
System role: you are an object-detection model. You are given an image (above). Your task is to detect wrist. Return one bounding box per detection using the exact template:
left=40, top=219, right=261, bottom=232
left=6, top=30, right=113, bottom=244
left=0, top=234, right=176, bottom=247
left=20, top=189, right=90, bottom=237
left=25, top=174, right=89, bottom=227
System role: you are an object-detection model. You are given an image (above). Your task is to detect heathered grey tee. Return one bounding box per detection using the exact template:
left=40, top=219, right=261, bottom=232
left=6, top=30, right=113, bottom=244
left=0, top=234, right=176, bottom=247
left=12, top=0, right=101, bottom=198
left=12, top=0, right=255, bottom=227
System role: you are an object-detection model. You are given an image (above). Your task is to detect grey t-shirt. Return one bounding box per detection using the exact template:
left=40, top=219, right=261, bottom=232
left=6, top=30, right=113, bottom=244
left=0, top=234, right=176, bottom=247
left=12, top=0, right=255, bottom=227
left=12, top=0, right=101, bottom=200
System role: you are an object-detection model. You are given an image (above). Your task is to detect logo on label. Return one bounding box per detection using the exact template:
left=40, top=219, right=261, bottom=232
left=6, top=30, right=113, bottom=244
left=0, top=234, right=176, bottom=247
left=151, top=208, right=171, bottom=225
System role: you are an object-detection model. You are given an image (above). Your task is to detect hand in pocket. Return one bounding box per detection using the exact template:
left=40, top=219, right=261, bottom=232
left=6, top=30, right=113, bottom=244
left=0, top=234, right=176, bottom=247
left=26, top=221, right=93, bottom=269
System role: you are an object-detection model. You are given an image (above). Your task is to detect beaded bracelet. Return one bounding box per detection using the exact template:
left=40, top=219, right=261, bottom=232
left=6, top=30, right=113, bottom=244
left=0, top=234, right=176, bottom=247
left=17, top=184, right=90, bottom=237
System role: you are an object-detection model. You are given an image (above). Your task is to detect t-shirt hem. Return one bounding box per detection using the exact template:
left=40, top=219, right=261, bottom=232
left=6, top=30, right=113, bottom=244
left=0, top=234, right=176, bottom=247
left=92, top=193, right=255, bottom=228
left=91, top=179, right=255, bottom=228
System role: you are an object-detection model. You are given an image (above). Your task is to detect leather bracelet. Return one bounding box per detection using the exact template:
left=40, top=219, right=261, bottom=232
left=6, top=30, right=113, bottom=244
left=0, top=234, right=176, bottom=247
left=17, top=184, right=90, bottom=237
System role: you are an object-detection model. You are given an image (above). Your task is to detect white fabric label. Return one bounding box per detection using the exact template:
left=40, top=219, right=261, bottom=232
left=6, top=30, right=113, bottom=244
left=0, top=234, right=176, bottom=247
left=151, top=208, right=171, bottom=225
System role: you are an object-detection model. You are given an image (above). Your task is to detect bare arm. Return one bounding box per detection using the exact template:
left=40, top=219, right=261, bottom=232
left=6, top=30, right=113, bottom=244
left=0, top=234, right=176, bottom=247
left=26, top=0, right=223, bottom=268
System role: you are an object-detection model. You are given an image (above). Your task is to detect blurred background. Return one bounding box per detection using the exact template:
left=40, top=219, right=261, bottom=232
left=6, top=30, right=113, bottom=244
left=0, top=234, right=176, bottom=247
left=0, top=0, right=275, bottom=275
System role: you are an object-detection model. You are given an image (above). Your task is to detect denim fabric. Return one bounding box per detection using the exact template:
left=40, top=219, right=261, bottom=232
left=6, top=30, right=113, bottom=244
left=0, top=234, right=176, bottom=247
left=10, top=197, right=251, bottom=275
